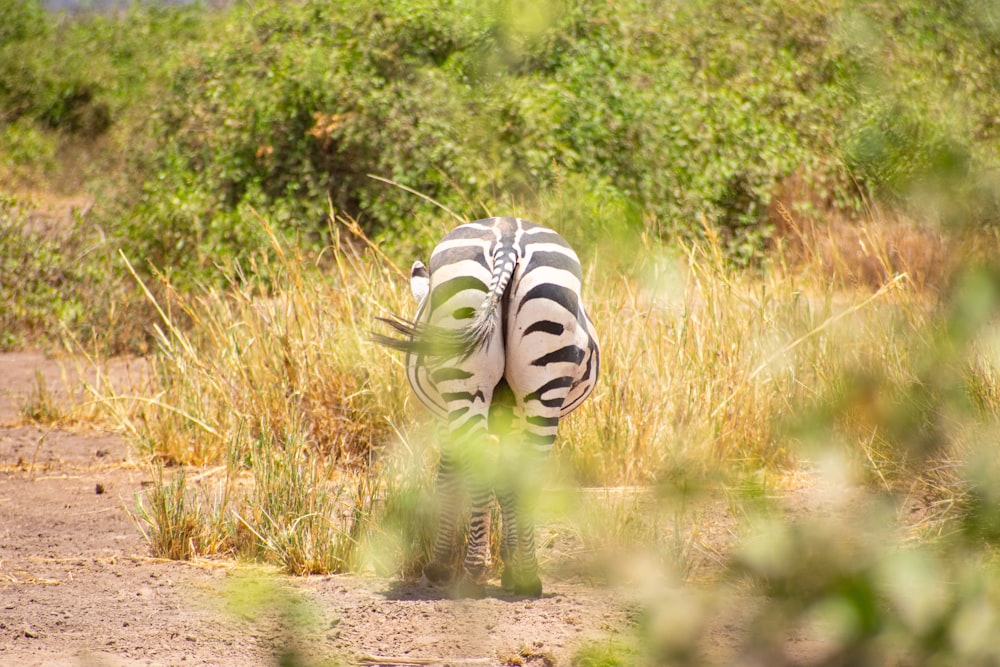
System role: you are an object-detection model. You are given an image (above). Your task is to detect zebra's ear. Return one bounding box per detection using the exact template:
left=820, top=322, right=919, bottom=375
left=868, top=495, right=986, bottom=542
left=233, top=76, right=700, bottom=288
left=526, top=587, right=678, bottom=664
left=410, top=260, right=429, bottom=303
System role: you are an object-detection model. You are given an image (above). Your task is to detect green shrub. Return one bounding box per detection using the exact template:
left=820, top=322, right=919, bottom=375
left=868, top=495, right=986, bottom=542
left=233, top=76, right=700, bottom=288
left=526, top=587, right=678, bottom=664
left=0, top=194, right=146, bottom=352
left=3, top=0, right=1000, bottom=335
left=111, top=0, right=999, bottom=281
left=0, top=196, right=87, bottom=349
left=0, top=0, right=48, bottom=45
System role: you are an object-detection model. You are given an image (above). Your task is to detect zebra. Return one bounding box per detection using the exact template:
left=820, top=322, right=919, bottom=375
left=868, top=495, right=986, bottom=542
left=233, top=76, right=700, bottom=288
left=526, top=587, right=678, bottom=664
left=374, top=216, right=600, bottom=596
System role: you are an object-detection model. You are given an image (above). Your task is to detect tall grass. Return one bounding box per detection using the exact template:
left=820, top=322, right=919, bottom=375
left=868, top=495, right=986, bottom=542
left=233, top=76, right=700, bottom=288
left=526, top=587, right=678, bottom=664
left=102, top=206, right=1000, bottom=582
left=559, top=220, right=943, bottom=489
left=105, top=213, right=426, bottom=572
left=111, top=214, right=410, bottom=466
left=97, top=204, right=1000, bottom=662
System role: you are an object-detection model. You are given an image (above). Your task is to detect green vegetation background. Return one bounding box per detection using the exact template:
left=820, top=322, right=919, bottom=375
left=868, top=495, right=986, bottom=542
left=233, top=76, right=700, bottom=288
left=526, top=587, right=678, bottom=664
left=3, top=0, right=1000, bottom=350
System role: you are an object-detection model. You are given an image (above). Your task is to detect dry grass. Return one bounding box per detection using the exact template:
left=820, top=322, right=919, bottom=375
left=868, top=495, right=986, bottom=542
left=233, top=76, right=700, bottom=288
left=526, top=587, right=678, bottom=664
left=559, top=221, right=939, bottom=485
left=99, top=212, right=423, bottom=571
left=104, top=213, right=411, bottom=468
left=97, top=207, right=1000, bottom=576
left=15, top=354, right=150, bottom=429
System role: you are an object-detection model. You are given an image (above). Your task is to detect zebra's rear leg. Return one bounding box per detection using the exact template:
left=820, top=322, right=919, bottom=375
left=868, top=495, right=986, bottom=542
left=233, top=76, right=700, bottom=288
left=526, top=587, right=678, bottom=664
left=426, top=421, right=497, bottom=596
left=496, top=442, right=546, bottom=597
left=496, top=398, right=558, bottom=597
left=424, top=446, right=461, bottom=586
left=498, top=488, right=543, bottom=596
left=456, top=436, right=499, bottom=597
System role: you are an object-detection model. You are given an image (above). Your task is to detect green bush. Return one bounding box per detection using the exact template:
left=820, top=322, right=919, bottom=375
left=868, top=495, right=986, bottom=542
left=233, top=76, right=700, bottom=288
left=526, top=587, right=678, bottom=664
left=0, top=0, right=48, bottom=45
left=0, top=194, right=147, bottom=352
left=112, top=0, right=1000, bottom=280
left=0, top=1, right=210, bottom=132
left=3, top=0, right=1000, bottom=327
left=0, top=196, right=89, bottom=349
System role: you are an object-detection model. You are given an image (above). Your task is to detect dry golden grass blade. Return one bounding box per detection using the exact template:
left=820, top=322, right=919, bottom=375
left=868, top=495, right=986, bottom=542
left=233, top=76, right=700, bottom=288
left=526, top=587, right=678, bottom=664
left=710, top=272, right=909, bottom=420
left=367, top=173, right=467, bottom=226
left=358, top=656, right=493, bottom=666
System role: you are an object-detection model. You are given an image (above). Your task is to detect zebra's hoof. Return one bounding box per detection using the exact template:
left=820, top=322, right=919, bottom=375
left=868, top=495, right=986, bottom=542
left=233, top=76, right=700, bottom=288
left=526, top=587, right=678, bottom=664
left=424, top=561, right=454, bottom=585
left=455, top=575, right=487, bottom=599
left=500, top=568, right=542, bottom=597
left=514, top=575, right=542, bottom=597
left=501, top=566, right=514, bottom=592
left=463, top=563, right=492, bottom=585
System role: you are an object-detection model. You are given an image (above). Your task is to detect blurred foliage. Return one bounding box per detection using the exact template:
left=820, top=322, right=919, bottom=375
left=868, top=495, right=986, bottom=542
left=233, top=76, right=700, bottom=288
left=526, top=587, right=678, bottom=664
left=0, top=0, right=215, bottom=199
left=575, top=234, right=1000, bottom=666
left=220, top=570, right=347, bottom=667
left=0, top=194, right=127, bottom=350
left=725, top=506, right=1000, bottom=666
left=0, top=0, right=209, bottom=133
left=0, top=196, right=74, bottom=349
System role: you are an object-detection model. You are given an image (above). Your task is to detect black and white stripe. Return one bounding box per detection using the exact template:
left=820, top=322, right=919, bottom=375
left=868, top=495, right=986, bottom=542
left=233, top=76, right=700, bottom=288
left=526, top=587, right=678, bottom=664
left=375, top=217, right=600, bottom=595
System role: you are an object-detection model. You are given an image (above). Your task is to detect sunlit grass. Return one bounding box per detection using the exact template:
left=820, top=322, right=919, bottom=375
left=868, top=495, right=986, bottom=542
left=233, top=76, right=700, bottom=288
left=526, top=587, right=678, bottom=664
left=99, top=205, right=998, bottom=572
left=90, top=206, right=1000, bottom=662
left=558, top=219, right=944, bottom=488
left=105, top=213, right=419, bottom=572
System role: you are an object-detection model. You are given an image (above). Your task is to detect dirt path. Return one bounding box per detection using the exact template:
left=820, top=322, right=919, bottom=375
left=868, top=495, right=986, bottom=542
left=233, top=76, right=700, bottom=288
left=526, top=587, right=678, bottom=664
left=0, top=353, right=641, bottom=666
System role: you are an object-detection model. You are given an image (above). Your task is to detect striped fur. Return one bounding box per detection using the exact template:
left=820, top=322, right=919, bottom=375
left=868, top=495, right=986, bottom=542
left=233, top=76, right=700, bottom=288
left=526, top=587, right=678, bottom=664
left=374, top=217, right=599, bottom=595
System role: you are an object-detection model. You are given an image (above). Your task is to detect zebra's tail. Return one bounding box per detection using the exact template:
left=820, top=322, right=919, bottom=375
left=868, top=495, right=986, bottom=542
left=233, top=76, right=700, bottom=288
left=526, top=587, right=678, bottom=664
left=372, top=246, right=518, bottom=359
left=370, top=315, right=422, bottom=352
left=461, top=244, right=517, bottom=350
